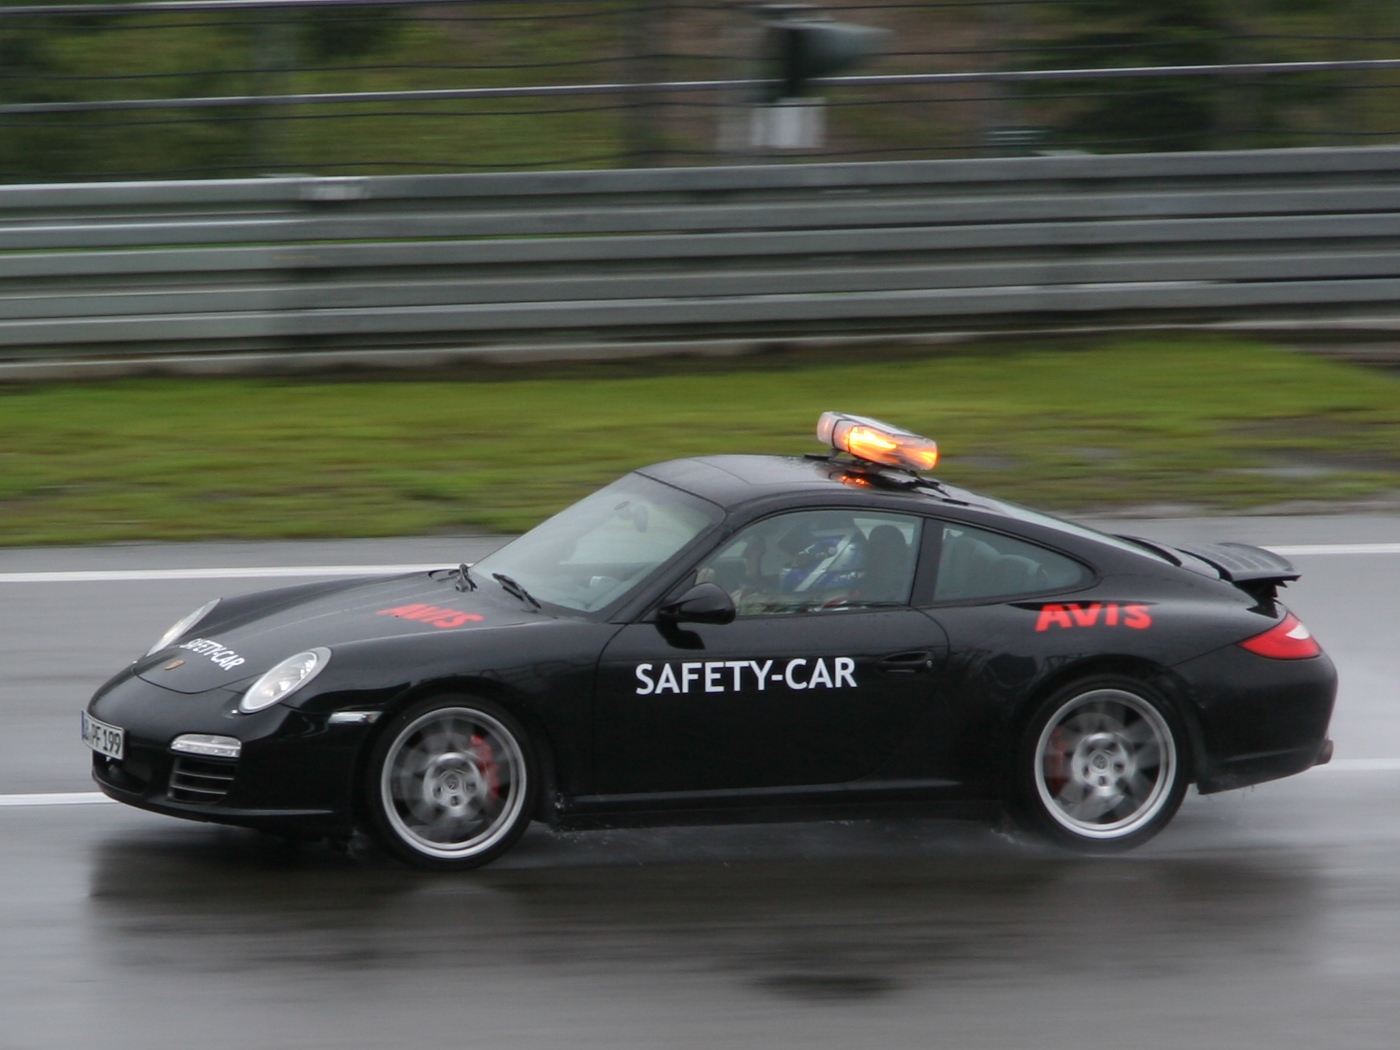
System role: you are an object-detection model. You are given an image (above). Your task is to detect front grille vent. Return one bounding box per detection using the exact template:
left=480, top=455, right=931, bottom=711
left=168, top=756, right=236, bottom=804
left=94, top=754, right=151, bottom=792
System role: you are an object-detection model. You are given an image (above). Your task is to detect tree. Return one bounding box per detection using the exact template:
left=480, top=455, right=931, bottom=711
left=1020, top=0, right=1341, bottom=152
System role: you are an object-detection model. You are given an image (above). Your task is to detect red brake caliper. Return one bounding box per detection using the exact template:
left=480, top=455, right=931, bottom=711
left=470, top=734, right=500, bottom=799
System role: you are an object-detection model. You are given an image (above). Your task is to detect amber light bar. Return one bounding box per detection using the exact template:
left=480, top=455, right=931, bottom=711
left=816, top=411, right=939, bottom=472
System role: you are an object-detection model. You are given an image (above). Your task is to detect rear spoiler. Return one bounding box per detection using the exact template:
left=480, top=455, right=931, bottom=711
left=1174, top=542, right=1300, bottom=601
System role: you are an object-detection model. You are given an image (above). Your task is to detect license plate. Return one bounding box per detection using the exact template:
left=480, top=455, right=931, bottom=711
left=81, top=711, right=124, bottom=761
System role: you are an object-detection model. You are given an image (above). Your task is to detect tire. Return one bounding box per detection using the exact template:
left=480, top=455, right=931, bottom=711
left=364, top=694, right=537, bottom=871
left=1012, top=677, right=1188, bottom=852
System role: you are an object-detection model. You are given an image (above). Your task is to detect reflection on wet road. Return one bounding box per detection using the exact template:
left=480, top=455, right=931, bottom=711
left=0, top=773, right=1394, bottom=1049
left=4, top=520, right=1400, bottom=1048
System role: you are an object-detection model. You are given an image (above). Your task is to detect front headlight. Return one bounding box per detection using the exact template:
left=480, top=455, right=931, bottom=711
left=146, top=599, right=220, bottom=656
left=239, top=648, right=331, bottom=714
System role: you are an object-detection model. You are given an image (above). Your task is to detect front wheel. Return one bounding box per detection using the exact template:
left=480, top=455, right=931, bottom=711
left=1013, top=679, right=1188, bottom=852
left=365, top=695, right=537, bottom=871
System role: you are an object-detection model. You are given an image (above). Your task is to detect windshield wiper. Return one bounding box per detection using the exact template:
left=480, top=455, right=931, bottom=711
left=492, top=572, right=541, bottom=610
left=454, top=562, right=477, bottom=592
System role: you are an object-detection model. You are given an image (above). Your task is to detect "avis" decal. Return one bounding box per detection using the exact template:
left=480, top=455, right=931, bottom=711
left=1035, top=602, right=1152, bottom=632
left=378, top=604, right=484, bottom=629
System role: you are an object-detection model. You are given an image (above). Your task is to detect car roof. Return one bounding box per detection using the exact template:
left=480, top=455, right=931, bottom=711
left=637, top=454, right=922, bottom=509
left=637, top=454, right=1186, bottom=575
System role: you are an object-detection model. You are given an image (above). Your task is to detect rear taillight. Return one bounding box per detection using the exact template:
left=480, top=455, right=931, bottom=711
left=1238, top=613, right=1321, bottom=660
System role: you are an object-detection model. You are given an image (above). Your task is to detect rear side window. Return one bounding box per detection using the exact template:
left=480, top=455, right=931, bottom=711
left=932, top=522, right=1088, bottom=603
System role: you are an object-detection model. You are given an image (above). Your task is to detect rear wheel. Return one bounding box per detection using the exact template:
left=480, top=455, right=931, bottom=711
left=1014, top=678, right=1187, bottom=852
left=365, top=695, right=536, bottom=871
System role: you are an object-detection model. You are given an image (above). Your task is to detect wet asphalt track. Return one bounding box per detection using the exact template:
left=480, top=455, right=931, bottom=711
left=3, top=517, right=1400, bottom=1049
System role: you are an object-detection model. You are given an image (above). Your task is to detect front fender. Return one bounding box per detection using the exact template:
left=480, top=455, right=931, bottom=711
left=287, top=619, right=623, bottom=799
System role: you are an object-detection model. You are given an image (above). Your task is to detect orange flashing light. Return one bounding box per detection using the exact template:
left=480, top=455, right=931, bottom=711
left=817, top=411, right=939, bottom=472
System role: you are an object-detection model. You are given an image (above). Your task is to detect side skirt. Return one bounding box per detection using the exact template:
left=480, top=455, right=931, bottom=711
left=552, top=778, right=994, bottom=832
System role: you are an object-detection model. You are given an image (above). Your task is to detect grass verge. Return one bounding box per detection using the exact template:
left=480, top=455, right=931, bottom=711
left=3, top=335, right=1400, bottom=547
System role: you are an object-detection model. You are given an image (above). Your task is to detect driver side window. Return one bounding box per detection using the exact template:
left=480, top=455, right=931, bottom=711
left=696, top=510, right=922, bottom=618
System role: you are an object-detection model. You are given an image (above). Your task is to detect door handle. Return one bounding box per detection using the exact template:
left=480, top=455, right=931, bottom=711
left=877, top=651, right=935, bottom=676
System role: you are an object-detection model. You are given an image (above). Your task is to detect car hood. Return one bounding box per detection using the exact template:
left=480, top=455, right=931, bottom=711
left=135, top=572, right=540, bottom=694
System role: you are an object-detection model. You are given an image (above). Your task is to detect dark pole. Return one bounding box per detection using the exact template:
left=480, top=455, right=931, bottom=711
left=622, top=0, right=664, bottom=167
left=250, top=7, right=297, bottom=172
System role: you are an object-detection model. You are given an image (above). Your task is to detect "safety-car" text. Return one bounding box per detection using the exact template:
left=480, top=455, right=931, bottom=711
left=178, top=637, right=246, bottom=671
left=635, top=657, right=856, bottom=695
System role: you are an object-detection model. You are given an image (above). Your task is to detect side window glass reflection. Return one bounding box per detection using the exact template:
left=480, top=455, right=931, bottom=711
left=695, top=510, right=922, bottom=617
left=933, top=523, right=1087, bottom=602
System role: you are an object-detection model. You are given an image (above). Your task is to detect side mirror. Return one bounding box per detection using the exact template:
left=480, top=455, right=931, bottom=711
left=658, top=582, right=736, bottom=625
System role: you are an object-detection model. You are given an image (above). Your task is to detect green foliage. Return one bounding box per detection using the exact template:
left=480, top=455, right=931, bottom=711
left=1021, top=0, right=1343, bottom=151
left=0, top=3, right=629, bottom=181
left=299, top=6, right=403, bottom=61
left=0, top=12, right=259, bottom=180
left=0, top=1, right=1384, bottom=179
left=0, top=18, right=73, bottom=179
left=2, top=337, right=1400, bottom=546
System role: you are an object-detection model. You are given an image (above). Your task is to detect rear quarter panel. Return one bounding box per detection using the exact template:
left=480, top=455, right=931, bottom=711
left=918, top=569, right=1286, bottom=794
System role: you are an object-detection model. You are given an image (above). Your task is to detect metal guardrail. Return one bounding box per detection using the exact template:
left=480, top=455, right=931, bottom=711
left=4, top=146, right=1400, bottom=362
left=13, top=60, right=1400, bottom=117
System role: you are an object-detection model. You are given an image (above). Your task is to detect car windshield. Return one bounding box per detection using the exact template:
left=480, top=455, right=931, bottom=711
left=471, top=474, right=723, bottom=613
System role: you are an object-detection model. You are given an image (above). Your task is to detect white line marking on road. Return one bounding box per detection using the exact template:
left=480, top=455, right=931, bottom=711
left=1315, top=758, right=1400, bottom=773
left=0, top=564, right=445, bottom=583
left=1269, top=543, right=1400, bottom=557
left=0, top=792, right=116, bottom=807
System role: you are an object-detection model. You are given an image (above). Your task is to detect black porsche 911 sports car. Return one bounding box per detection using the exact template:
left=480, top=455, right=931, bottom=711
left=82, top=412, right=1336, bottom=869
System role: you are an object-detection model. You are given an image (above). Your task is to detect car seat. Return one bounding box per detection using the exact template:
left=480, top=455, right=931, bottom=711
left=861, top=524, right=912, bottom=603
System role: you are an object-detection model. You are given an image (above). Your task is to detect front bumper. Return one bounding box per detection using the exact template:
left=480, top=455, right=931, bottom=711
left=86, top=670, right=376, bottom=836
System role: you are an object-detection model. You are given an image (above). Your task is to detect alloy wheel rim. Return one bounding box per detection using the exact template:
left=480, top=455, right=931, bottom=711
left=381, top=707, right=527, bottom=859
left=1033, top=688, right=1176, bottom=840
